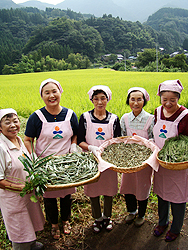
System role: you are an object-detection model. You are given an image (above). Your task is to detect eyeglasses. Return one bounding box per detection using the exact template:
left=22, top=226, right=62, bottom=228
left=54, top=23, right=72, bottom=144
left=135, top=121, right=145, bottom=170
left=92, top=97, right=107, bottom=102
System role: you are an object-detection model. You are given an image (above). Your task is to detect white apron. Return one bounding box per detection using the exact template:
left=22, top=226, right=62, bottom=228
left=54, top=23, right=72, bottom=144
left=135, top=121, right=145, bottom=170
left=84, top=112, right=118, bottom=197
left=120, top=113, right=154, bottom=200
left=153, top=106, right=188, bottom=203
left=35, top=109, right=75, bottom=198
left=0, top=138, right=45, bottom=243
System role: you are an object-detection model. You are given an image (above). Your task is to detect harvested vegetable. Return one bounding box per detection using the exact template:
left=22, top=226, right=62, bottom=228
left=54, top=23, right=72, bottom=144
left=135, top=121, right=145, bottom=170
left=44, top=152, right=98, bottom=185
left=19, top=151, right=98, bottom=202
left=158, top=135, right=188, bottom=162
left=18, top=150, right=54, bottom=202
left=101, top=143, right=152, bottom=168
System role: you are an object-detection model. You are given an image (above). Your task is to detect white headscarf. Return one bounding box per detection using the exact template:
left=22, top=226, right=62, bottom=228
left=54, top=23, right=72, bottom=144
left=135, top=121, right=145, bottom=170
left=88, top=85, right=112, bottom=102
left=39, top=78, right=63, bottom=96
left=157, top=79, right=183, bottom=96
left=0, top=108, right=17, bottom=121
left=127, top=87, right=150, bottom=101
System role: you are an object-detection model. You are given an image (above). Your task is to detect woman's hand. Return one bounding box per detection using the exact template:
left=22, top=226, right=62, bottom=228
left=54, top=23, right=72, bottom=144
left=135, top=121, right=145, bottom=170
left=88, top=145, right=99, bottom=156
left=70, top=143, right=78, bottom=153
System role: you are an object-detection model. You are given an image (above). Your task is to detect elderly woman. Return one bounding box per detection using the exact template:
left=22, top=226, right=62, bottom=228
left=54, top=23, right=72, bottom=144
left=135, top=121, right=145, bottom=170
left=77, top=85, right=121, bottom=233
left=0, top=108, right=45, bottom=250
left=153, top=79, right=188, bottom=242
left=120, top=87, right=154, bottom=227
left=24, top=78, right=79, bottom=239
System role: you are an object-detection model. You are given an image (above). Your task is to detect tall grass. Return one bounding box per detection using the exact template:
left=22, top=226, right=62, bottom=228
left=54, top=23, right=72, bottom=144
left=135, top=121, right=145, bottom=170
left=1, top=69, right=188, bottom=119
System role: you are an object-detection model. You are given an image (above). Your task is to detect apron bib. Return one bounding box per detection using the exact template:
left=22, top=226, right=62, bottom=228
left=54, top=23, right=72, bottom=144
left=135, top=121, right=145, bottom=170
left=153, top=107, right=188, bottom=203
left=35, top=109, right=75, bottom=198
left=84, top=112, right=118, bottom=197
left=0, top=138, right=45, bottom=243
left=120, top=113, right=153, bottom=200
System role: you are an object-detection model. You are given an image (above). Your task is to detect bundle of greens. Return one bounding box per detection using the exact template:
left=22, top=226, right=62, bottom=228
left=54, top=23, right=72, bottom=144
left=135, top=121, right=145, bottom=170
left=18, top=150, right=53, bottom=203
left=158, top=135, right=188, bottom=163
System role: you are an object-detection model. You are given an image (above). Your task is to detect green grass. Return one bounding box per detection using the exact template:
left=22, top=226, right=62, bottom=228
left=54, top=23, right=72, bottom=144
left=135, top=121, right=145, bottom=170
left=1, top=69, right=188, bottom=120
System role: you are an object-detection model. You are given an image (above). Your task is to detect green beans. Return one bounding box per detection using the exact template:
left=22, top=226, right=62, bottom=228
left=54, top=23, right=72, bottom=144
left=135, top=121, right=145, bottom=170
left=158, top=135, right=188, bottom=162
left=44, top=152, right=98, bottom=185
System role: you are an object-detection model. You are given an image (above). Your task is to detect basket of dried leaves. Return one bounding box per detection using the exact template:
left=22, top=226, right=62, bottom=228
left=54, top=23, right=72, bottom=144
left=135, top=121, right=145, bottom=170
left=97, top=136, right=159, bottom=173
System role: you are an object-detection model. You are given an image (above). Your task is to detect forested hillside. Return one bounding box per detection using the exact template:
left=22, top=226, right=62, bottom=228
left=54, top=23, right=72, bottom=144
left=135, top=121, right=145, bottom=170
left=145, top=8, right=188, bottom=51
left=1, top=7, right=188, bottom=74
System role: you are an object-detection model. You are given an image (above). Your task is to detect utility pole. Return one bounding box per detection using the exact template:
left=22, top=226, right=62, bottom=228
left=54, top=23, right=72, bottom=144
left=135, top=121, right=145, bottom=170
left=156, top=42, right=158, bottom=72
left=124, top=51, right=126, bottom=71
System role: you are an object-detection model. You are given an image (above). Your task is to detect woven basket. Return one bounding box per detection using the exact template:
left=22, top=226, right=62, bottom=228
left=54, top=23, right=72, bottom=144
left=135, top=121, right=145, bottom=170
left=100, top=136, right=151, bottom=174
left=46, top=170, right=100, bottom=191
left=110, top=162, right=149, bottom=173
left=46, top=153, right=100, bottom=191
left=157, top=152, right=188, bottom=171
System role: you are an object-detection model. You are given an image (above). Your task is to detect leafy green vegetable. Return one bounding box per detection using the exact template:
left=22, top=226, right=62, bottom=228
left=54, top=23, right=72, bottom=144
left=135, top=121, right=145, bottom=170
left=18, top=143, right=54, bottom=201
left=158, top=135, right=188, bottom=162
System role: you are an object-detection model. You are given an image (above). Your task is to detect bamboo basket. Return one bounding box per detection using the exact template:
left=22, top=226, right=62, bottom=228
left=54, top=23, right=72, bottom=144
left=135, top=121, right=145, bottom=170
left=110, top=162, right=149, bottom=174
left=46, top=170, right=100, bottom=191
left=100, top=136, right=153, bottom=174
left=46, top=153, right=100, bottom=191
left=157, top=152, right=188, bottom=171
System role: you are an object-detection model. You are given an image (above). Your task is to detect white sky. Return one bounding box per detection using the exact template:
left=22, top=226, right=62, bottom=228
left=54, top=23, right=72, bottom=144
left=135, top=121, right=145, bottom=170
left=13, top=0, right=64, bottom=5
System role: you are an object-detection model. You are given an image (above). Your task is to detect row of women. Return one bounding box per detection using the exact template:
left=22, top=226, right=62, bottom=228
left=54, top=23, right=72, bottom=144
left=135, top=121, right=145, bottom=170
left=0, top=78, right=188, bottom=249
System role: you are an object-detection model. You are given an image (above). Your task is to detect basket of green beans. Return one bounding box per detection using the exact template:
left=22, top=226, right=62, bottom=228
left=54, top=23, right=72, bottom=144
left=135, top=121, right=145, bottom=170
left=157, top=135, right=188, bottom=170
left=46, top=152, right=100, bottom=190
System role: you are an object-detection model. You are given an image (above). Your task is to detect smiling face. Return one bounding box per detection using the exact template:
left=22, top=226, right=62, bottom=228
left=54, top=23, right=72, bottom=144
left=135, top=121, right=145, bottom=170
left=92, top=92, right=108, bottom=113
left=160, top=91, right=180, bottom=115
left=41, top=82, right=61, bottom=108
left=129, top=91, right=144, bottom=117
left=0, top=114, right=20, bottom=141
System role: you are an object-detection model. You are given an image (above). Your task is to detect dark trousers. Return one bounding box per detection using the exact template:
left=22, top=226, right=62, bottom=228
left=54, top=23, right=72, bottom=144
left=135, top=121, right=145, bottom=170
left=125, top=194, right=148, bottom=218
left=44, top=195, right=72, bottom=224
left=158, top=195, right=186, bottom=234
left=90, top=196, right=113, bottom=219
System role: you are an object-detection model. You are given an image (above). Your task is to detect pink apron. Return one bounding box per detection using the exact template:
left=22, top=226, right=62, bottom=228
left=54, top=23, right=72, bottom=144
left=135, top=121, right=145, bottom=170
left=35, top=109, right=75, bottom=198
left=0, top=138, right=45, bottom=243
left=153, top=106, right=188, bottom=203
left=84, top=112, right=118, bottom=197
left=120, top=113, right=154, bottom=200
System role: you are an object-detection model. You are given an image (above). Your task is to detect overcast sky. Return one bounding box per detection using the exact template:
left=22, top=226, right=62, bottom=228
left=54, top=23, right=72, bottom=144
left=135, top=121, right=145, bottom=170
left=13, top=0, right=63, bottom=4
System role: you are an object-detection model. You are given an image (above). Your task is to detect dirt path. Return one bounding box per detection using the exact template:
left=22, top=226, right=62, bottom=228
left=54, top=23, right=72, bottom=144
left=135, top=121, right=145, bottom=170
left=39, top=208, right=188, bottom=250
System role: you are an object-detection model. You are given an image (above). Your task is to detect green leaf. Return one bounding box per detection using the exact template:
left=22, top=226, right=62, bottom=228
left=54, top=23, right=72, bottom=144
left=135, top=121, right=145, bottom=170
left=30, top=195, right=38, bottom=203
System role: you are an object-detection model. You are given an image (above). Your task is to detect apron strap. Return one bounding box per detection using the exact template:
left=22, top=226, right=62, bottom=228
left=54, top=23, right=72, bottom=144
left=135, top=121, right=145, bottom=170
left=174, top=109, right=188, bottom=123
left=65, top=109, right=73, bottom=121
left=143, top=115, right=154, bottom=131
left=123, top=113, right=129, bottom=128
left=35, top=109, right=47, bottom=123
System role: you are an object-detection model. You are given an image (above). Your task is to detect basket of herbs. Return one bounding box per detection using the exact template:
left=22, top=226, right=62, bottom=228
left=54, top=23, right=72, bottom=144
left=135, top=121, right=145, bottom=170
left=18, top=151, right=100, bottom=202
left=98, top=136, right=158, bottom=173
left=157, top=134, right=188, bottom=170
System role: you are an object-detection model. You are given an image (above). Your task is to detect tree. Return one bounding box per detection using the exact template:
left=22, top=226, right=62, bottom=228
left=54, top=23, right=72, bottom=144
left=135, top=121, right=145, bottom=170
left=135, top=48, right=158, bottom=68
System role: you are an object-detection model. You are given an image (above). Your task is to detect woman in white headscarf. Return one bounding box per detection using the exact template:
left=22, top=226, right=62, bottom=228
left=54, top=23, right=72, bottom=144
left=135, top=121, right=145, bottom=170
left=153, top=79, right=188, bottom=242
left=24, top=78, right=79, bottom=239
left=77, top=85, right=121, bottom=233
left=0, top=108, right=45, bottom=250
left=120, top=87, right=154, bottom=227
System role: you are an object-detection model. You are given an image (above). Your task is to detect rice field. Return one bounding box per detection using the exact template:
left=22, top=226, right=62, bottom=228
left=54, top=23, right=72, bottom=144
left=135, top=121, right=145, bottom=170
left=0, top=69, right=188, bottom=120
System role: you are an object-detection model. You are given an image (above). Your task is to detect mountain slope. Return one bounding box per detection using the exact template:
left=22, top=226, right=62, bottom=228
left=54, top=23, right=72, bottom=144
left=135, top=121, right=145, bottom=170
left=20, top=0, right=54, bottom=10
left=2, top=0, right=188, bottom=22
left=0, top=0, right=18, bottom=9
left=56, top=0, right=135, bottom=21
